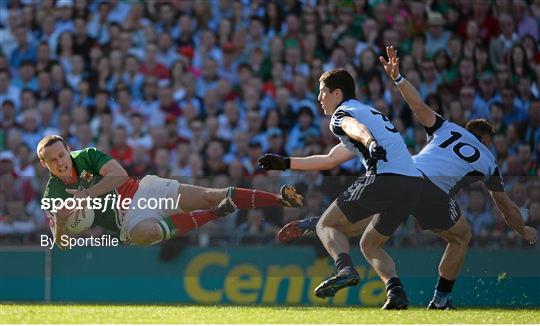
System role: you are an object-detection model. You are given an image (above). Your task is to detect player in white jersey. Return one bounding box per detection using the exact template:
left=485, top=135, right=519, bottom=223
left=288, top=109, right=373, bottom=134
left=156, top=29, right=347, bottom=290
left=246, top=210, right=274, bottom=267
left=258, top=69, right=424, bottom=309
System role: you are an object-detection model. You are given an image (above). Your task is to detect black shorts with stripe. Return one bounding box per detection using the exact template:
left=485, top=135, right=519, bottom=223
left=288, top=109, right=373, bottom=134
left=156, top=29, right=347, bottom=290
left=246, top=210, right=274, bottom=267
left=336, top=173, right=424, bottom=236
left=411, top=177, right=461, bottom=232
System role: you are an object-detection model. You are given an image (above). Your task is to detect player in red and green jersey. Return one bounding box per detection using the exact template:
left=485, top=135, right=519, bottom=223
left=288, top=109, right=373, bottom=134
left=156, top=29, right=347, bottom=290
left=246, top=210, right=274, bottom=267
left=38, top=135, right=303, bottom=249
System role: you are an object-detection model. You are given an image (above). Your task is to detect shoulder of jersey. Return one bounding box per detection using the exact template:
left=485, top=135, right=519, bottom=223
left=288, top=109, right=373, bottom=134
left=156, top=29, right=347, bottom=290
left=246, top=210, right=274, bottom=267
left=339, top=99, right=367, bottom=110
left=447, top=121, right=497, bottom=161
left=70, top=149, right=84, bottom=158
left=43, top=177, right=64, bottom=197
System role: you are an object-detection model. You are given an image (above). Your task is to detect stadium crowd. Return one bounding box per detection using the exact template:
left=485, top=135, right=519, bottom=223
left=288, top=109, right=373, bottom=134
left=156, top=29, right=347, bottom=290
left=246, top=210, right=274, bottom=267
left=0, top=0, right=539, bottom=248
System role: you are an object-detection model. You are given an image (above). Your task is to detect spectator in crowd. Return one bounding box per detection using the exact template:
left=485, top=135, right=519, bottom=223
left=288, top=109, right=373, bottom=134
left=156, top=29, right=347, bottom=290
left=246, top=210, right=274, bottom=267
left=110, top=125, right=133, bottom=166
left=238, top=209, right=278, bottom=245
left=471, top=72, right=499, bottom=119
left=465, top=187, right=493, bottom=246
left=425, top=12, right=451, bottom=57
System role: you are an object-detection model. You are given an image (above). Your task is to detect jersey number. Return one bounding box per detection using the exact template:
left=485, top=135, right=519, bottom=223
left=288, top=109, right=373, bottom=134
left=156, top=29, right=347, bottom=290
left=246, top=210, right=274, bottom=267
left=439, top=131, right=480, bottom=163
left=370, top=110, right=398, bottom=133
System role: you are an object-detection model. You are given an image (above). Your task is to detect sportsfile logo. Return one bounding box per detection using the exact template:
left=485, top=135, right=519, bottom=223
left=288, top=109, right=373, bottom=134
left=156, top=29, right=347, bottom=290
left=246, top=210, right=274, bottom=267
left=40, top=193, right=181, bottom=213
left=40, top=234, right=119, bottom=250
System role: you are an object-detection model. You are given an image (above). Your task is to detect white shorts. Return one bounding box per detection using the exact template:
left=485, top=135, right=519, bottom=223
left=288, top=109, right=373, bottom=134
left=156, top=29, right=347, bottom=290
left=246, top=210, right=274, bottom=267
left=120, top=175, right=181, bottom=242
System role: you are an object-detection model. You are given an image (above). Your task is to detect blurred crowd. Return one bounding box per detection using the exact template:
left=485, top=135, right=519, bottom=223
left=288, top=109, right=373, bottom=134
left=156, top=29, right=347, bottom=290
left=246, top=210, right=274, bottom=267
left=0, top=0, right=539, bottom=248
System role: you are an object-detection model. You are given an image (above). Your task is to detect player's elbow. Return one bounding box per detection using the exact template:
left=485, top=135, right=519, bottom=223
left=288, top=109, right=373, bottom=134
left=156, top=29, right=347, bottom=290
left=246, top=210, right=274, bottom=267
left=413, top=110, right=435, bottom=125
left=115, top=167, right=128, bottom=177
left=459, top=225, right=472, bottom=245
left=113, top=167, right=129, bottom=183
left=119, top=173, right=129, bottom=183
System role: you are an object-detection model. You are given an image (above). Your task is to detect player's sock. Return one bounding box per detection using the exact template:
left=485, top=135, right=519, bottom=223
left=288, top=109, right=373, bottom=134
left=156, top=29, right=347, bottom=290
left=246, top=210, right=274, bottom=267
left=432, top=276, right=455, bottom=307
left=335, top=252, right=353, bottom=272
left=161, top=210, right=221, bottom=238
left=386, top=277, right=404, bottom=293
left=227, top=187, right=281, bottom=209
left=157, top=219, right=175, bottom=240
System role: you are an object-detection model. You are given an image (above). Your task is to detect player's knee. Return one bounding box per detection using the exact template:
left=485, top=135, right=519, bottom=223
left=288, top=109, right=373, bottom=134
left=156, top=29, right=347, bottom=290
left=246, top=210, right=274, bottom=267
left=449, top=221, right=471, bottom=246
left=316, top=215, right=336, bottom=233
left=458, top=225, right=472, bottom=245
left=130, top=222, right=162, bottom=246
left=342, top=228, right=354, bottom=237
left=315, top=217, right=324, bottom=235
left=359, top=236, right=374, bottom=256
left=359, top=238, right=371, bottom=257
left=342, top=225, right=360, bottom=237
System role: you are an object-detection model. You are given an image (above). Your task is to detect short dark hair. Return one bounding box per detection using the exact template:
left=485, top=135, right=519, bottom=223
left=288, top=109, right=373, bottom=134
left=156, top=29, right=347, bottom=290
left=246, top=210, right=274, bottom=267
left=21, top=88, right=36, bottom=96
left=96, top=89, right=109, bottom=96
left=20, top=59, right=34, bottom=67
left=465, top=119, right=495, bottom=140
left=319, top=69, right=356, bottom=100
left=238, top=62, right=253, bottom=72
left=131, top=112, right=143, bottom=119
left=2, top=99, right=15, bottom=107
left=116, top=86, right=130, bottom=96
left=125, top=54, right=139, bottom=62
left=250, top=15, right=264, bottom=25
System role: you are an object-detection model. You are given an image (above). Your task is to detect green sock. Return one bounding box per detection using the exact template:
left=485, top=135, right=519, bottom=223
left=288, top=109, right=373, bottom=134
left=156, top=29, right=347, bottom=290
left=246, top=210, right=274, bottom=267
left=158, top=219, right=176, bottom=240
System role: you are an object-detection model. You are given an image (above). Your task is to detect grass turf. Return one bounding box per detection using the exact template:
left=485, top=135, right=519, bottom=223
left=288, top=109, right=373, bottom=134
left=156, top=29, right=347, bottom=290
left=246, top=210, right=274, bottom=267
left=1, top=304, right=540, bottom=324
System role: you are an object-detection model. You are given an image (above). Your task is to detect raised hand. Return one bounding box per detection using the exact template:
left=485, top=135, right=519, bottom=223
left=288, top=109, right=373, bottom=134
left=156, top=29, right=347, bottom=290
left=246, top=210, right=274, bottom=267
left=379, top=45, right=400, bottom=80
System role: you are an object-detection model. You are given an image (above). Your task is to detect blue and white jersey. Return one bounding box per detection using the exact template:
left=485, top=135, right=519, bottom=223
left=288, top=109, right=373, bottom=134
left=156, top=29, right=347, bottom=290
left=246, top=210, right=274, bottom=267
left=330, top=99, right=421, bottom=177
left=413, top=115, right=504, bottom=196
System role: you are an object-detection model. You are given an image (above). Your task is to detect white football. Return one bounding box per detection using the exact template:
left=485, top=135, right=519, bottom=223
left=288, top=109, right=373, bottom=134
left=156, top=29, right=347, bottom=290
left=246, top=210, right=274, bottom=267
left=65, top=207, right=95, bottom=234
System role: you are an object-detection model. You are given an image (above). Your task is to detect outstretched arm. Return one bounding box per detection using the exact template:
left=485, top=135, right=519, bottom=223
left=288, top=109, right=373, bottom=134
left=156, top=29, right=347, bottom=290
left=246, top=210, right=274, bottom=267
left=490, top=191, right=537, bottom=244
left=291, top=143, right=355, bottom=170
left=379, top=45, right=437, bottom=128
left=259, top=143, right=355, bottom=171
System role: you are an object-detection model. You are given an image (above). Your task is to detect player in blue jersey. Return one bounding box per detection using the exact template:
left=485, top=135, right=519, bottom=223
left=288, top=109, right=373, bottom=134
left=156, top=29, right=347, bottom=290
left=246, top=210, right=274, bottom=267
left=259, top=68, right=424, bottom=309
left=271, top=46, right=537, bottom=309
left=379, top=46, right=537, bottom=309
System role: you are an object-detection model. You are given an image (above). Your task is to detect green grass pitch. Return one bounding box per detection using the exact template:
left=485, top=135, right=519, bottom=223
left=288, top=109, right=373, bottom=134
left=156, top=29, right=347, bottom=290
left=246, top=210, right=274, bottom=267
left=1, top=304, right=539, bottom=324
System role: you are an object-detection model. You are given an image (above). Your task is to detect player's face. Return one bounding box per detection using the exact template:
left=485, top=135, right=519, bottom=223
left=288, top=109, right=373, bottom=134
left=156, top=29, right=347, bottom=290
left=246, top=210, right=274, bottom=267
left=318, top=82, right=340, bottom=115
left=40, top=141, right=72, bottom=177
